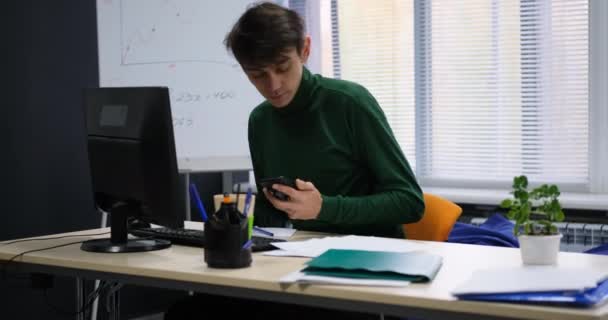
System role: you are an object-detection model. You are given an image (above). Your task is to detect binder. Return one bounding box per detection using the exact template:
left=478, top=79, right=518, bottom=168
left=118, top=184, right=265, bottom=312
left=454, top=278, right=608, bottom=308
left=301, top=249, right=443, bottom=283
left=451, top=267, right=608, bottom=308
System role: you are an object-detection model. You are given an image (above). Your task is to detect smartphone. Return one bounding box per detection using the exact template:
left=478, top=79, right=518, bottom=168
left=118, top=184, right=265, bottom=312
left=259, top=176, right=297, bottom=201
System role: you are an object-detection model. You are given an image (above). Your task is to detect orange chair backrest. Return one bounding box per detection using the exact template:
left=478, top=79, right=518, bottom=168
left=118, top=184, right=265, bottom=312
left=403, top=193, right=462, bottom=241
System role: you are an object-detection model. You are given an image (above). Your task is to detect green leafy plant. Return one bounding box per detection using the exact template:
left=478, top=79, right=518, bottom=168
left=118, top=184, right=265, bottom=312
left=500, top=175, right=565, bottom=236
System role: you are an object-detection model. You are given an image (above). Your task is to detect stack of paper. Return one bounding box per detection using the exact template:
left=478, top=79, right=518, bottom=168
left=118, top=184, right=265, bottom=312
left=281, top=249, right=443, bottom=287
left=265, top=235, right=421, bottom=258
left=251, top=227, right=296, bottom=240
left=452, top=267, right=608, bottom=307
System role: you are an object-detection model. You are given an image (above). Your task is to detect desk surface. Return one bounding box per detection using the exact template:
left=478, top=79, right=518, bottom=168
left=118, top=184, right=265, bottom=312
left=2, top=229, right=608, bottom=320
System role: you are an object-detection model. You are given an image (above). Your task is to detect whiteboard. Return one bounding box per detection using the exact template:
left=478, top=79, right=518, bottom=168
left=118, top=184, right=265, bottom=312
left=96, top=0, right=262, bottom=171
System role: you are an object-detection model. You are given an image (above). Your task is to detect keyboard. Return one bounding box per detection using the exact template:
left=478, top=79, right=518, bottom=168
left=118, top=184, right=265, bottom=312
left=128, top=227, right=286, bottom=252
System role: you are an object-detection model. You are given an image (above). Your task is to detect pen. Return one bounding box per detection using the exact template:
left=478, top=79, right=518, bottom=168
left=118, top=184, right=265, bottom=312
left=242, top=239, right=253, bottom=249
left=253, top=226, right=274, bottom=237
left=243, top=187, right=252, bottom=216
left=189, top=183, right=208, bottom=222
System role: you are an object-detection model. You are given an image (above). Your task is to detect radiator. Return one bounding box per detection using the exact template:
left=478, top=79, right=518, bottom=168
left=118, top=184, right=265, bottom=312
left=469, top=218, right=608, bottom=252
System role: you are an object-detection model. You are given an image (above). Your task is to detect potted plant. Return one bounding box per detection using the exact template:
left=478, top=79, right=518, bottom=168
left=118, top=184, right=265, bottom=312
left=500, top=175, right=565, bottom=265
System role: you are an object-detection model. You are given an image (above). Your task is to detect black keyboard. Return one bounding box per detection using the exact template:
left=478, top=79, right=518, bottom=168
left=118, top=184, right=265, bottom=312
left=129, top=227, right=285, bottom=252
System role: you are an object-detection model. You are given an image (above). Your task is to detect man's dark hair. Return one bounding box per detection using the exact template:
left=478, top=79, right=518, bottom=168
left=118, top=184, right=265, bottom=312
left=224, top=2, right=305, bottom=67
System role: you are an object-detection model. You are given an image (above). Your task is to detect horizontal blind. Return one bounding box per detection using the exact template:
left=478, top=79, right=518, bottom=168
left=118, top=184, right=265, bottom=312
left=418, top=0, right=589, bottom=188
left=334, top=0, right=416, bottom=170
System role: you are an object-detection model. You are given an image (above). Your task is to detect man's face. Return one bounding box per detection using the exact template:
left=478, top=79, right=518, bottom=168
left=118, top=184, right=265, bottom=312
left=242, top=40, right=310, bottom=108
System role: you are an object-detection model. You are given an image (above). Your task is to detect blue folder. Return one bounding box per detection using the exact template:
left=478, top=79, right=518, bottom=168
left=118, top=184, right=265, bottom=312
left=454, top=279, right=608, bottom=308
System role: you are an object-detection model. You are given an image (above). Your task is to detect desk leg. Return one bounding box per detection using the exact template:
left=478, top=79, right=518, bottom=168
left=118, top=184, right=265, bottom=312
left=91, top=210, right=108, bottom=320
left=111, top=289, right=121, bottom=320
left=90, top=280, right=100, bottom=320
left=76, top=277, right=85, bottom=320
left=184, top=172, right=191, bottom=221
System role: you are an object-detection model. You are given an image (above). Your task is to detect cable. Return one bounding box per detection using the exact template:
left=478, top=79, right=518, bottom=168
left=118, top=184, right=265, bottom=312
left=2, top=240, right=86, bottom=281
left=0, top=232, right=120, bottom=318
left=0, top=231, right=110, bottom=247
left=1, top=233, right=109, bottom=288
left=42, top=280, right=114, bottom=317
left=1, top=231, right=110, bottom=281
left=105, top=282, right=124, bottom=313
left=87, top=280, right=109, bottom=318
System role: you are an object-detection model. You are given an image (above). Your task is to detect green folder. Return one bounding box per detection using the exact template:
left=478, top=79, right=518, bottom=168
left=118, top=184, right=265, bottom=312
left=302, top=249, right=443, bottom=283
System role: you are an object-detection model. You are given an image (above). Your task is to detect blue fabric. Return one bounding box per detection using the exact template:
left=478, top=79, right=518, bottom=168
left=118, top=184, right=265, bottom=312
left=585, top=243, right=608, bottom=255
left=447, top=214, right=519, bottom=248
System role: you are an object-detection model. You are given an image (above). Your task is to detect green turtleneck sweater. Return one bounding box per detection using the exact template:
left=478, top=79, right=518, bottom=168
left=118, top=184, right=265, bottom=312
left=248, top=67, right=424, bottom=238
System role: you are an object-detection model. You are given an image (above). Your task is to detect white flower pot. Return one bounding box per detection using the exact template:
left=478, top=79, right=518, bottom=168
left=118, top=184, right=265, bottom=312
left=518, top=234, right=562, bottom=265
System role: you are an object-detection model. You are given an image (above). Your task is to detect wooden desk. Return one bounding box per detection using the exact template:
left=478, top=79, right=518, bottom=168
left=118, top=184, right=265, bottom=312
left=2, top=229, right=608, bottom=320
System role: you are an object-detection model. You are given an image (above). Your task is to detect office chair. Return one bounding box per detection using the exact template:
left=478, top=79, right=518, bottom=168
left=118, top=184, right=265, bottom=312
left=403, top=193, right=462, bottom=242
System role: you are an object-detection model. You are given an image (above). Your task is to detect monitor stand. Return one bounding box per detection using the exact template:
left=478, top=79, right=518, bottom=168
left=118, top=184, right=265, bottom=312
left=81, top=202, right=171, bottom=253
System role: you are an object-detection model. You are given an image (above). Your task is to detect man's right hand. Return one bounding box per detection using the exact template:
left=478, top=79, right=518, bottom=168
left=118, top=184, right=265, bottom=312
left=263, top=179, right=322, bottom=221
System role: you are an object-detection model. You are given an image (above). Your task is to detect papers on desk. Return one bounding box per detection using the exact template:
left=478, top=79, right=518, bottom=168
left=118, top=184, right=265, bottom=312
left=280, top=249, right=443, bottom=287
left=252, top=227, right=296, bottom=240
left=184, top=221, right=295, bottom=241
left=272, top=235, right=437, bottom=286
left=265, top=235, right=420, bottom=258
left=452, top=267, right=606, bottom=294
left=452, top=267, right=608, bottom=307
left=281, top=270, right=412, bottom=287
left=183, top=221, right=204, bottom=230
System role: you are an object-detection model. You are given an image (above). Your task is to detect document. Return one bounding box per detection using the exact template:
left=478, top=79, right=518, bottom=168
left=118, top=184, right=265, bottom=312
left=452, top=267, right=608, bottom=295
left=183, top=221, right=295, bottom=241
left=452, top=267, right=608, bottom=307
left=280, top=270, right=412, bottom=287
left=265, top=235, right=424, bottom=257
left=252, top=227, right=296, bottom=240
left=184, top=221, right=204, bottom=230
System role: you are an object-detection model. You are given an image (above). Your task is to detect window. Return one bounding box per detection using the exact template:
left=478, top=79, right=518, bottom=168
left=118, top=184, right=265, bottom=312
left=292, top=0, right=606, bottom=195
left=291, top=0, right=416, bottom=168
left=330, top=1, right=416, bottom=170
left=417, top=0, right=589, bottom=191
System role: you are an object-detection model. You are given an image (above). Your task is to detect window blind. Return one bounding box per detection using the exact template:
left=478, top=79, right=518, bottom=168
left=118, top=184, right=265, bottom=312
left=417, top=0, right=589, bottom=189
left=333, top=0, right=417, bottom=169
left=293, top=0, right=590, bottom=191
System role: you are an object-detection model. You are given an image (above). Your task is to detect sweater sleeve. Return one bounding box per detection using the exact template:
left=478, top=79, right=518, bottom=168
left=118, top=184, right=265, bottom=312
left=315, top=88, right=425, bottom=226
left=248, top=111, right=290, bottom=227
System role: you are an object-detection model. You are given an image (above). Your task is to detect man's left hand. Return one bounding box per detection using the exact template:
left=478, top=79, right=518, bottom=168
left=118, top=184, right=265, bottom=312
left=263, top=178, right=322, bottom=220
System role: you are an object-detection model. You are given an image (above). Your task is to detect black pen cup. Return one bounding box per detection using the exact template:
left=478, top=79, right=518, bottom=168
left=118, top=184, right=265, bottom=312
left=204, top=199, right=252, bottom=268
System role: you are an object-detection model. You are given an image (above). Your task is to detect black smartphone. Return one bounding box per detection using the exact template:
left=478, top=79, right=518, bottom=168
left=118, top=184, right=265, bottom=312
left=259, top=176, right=297, bottom=201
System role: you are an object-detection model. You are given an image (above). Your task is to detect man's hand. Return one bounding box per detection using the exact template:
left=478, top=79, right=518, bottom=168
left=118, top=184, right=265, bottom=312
left=263, top=178, right=322, bottom=220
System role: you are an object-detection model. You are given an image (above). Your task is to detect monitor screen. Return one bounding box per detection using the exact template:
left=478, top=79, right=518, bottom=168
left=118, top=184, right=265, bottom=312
left=81, top=87, right=184, bottom=253
left=99, top=104, right=128, bottom=127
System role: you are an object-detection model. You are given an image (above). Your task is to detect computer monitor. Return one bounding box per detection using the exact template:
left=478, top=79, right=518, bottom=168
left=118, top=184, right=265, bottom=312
left=81, top=87, right=184, bottom=253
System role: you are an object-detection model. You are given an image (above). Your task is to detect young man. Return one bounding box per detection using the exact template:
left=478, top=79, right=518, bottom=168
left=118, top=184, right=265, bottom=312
left=225, top=2, right=424, bottom=238
left=166, top=3, right=423, bottom=319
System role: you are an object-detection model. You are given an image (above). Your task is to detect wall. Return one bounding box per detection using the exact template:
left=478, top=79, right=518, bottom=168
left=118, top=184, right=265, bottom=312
left=0, top=1, right=221, bottom=318
left=1, top=2, right=99, bottom=318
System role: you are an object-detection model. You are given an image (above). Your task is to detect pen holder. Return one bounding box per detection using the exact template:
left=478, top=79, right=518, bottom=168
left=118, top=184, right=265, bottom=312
left=204, top=200, right=252, bottom=269
left=213, top=193, right=256, bottom=238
